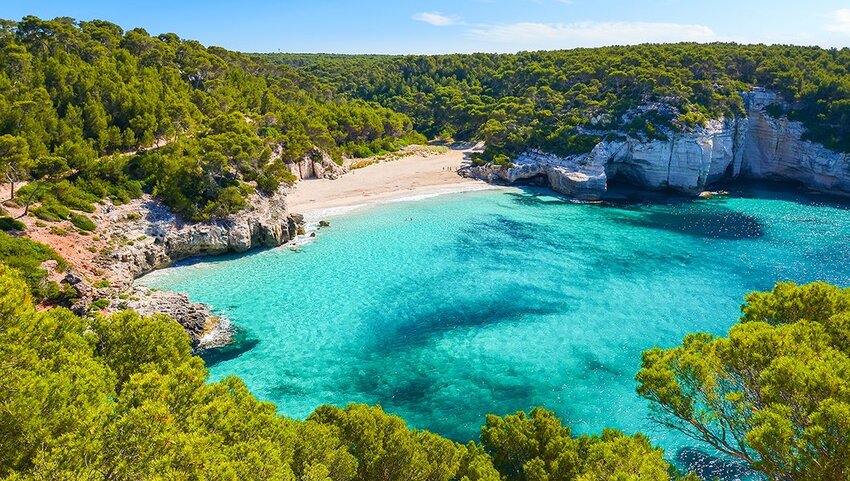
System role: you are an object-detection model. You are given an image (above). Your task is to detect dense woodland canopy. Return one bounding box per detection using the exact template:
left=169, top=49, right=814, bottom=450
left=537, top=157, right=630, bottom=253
left=267, top=44, right=850, bottom=162
left=1, top=16, right=849, bottom=222
left=0, top=16, right=422, bottom=221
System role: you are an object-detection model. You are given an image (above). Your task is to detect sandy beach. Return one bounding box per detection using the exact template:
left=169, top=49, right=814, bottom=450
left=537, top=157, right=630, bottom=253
left=286, top=145, right=504, bottom=220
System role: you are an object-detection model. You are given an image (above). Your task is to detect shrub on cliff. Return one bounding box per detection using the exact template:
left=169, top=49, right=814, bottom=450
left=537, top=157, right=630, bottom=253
left=70, top=213, right=96, bottom=232
left=0, top=216, right=24, bottom=231
left=30, top=202, right=71, bottom=222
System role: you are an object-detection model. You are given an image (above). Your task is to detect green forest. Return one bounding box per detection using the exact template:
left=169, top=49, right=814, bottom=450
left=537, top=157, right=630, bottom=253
left=1, top=17, right=849, bottom=224
left=266, top=44, right=850, bottom=162
left=0, top=16, right=422, bottom=222
left=1, top=16, right=850, bottom=480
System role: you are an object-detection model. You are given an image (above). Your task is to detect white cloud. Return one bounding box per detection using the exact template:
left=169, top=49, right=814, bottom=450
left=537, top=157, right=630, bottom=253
left=468, top=21, right=717, bottom=49
left=824, top=9, right=850, bottom=34
left=413, top=12, right=460, bottom=27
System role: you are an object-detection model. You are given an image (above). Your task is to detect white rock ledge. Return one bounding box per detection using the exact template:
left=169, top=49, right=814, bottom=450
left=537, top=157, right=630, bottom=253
left=468, top=90, right=850, bottom=199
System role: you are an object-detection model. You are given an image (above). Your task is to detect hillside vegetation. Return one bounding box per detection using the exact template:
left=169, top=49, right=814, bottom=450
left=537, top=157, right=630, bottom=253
left=266, top=44, right=850, bottom=163
left=0, top=17, right=422, bottom=221
left=2, top=17, right=848, bottom=222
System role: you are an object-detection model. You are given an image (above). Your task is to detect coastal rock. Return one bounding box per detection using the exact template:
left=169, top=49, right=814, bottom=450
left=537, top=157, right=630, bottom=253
left=99, top=185, right=301, bottom=286
left=95, top=185, right=303, bottom=338
left=282, top=148, right=348, bottom=181
left=468, top=89, right=850, bottom=199
left=473, top=150, right=608, bottom=200
left=741, top=90, right=850, bottom=192
left=117, top=287, right=214, bottom=345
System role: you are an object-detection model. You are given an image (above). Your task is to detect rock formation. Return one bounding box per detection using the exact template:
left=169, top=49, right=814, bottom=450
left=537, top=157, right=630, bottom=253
left=281, top=147, right=348, bottom=181
left=467, top=89, right=850, bottom=199
left=118, top=287, right=217, bottom=345
left=94, top=185, right=303, bottom=344
left=99, top=186, right=301, bottom=285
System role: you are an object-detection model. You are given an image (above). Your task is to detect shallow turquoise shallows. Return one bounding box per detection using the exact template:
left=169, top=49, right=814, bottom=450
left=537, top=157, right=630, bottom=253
left=139, top=183, right=850, bottom=479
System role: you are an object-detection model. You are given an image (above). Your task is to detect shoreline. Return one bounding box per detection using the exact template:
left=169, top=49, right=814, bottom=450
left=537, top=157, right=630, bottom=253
left=139, top=183, right=512, bottom=351
left=295, top=181, right=510, bottom=223
left=286, top=144, right=499, bottom=222
left=129, top=146, right=499, bottom=348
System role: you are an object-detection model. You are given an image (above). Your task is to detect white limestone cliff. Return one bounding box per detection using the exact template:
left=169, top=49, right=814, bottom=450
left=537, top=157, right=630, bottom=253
left=741, top=90, right=850, bottom=193
left=468, top=90, right=850, bottom=199
left=98, top=185, right=302, bottom=287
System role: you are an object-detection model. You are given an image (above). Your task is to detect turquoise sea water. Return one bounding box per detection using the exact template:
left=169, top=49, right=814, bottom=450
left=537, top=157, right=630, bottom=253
left=140, top=183, right=850, bottom=479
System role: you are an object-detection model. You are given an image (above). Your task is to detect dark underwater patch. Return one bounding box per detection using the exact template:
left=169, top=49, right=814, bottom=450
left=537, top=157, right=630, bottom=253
left=267, top=382, right=307, bottom=398
left=578, top=351, right=625, bottom=379
left=200, top=329, right=260, bottom=368
left=387, top=302, right=562, bottom=351
left=505, top=188, right=573, bottom=208
left=452, top=214, right=567, bottom=264
left=611, top=207, right=764, bottom=240
left=349, top=363, right=540, bottom=441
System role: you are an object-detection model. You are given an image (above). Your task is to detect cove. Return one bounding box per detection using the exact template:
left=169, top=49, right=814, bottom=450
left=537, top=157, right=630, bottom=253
left=138, top=182, right=850, bottom=478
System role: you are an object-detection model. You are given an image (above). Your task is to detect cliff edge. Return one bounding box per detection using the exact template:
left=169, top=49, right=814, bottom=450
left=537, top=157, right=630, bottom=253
left=467, top=90, right=850, bottom=199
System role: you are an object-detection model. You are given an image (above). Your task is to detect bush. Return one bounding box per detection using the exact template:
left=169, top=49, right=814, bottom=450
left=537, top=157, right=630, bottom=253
left=0, top=232, right=69, bottom=301
left=31, top=202, right=71, bottom=222
left=90, top=298, right=110, bottom=311
left=16, top=180, right=98, bottom=214
left=492, top=154, right=513, bottom=167
left=0, top=217, right=25, bottom=232
left=70, top=214, right=96, bottom=232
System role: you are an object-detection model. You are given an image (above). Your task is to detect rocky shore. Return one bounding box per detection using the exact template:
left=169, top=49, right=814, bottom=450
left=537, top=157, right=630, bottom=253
left=73, top=185, right=307, bottom=347
left=466, top=89, right=850, bottom=199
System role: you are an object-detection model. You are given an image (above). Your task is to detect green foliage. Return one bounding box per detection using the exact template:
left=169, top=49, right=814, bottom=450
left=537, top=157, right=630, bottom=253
left=268, top=44, right=850, bottom=159
left=6, top=17, right=849, bottom=217
left=30, top=201, right=70, bottom=222
left=0, top=232, right=69, bottom=301
left=479, top=408, right=674, bottom=481
left=70, top=213, right=96, bottom=231
left=0, top=216, right=25, bottom=231
left=636, top=281, right=850, bottom=481
left=0, top=17, right=420, bottom=221
left=0, top=134, right=31, bottom=198
left=89, top=298, right=109, bottom=311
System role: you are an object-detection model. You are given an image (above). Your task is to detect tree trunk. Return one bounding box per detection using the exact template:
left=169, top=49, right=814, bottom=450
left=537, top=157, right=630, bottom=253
left=17, top=182, right=43, bottom=219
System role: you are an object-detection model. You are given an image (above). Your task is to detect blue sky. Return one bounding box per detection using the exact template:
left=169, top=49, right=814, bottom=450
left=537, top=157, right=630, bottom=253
left=3, top=1, right=850, bottom=54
